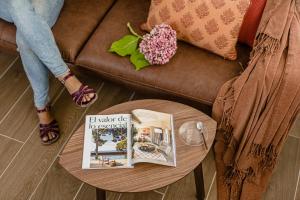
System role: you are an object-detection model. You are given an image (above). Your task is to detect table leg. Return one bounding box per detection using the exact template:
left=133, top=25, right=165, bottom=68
left=194, top=163, right=205, bottom=200
left=96, top=188, right=106, bottom=200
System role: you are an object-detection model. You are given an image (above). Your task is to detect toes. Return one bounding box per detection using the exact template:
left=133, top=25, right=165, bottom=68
left=85, top=95, right=91, bottom=101
left=42, top=135, right=49, bottom=142
left=89, top=93, right=95, bottom=99
left=48, top=133, right=53, bottom=140
left=48, top=132, right=58, bottom=140
left=83, top=93, right=94, bottom=103
left=51, top=132, right=56, bottom=139
left=41, top=132, right=58, bottom=143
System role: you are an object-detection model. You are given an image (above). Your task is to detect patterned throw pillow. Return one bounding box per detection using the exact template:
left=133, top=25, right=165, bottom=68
left=142, top=0, right=250, bottom=60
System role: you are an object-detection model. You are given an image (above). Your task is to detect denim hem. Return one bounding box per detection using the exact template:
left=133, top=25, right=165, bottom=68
left=54, top=68, right=70, bottom=78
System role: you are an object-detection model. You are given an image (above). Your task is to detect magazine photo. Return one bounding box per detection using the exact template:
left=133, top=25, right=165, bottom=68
left=131, top=109, right=176, bottom=166
left=82, top=109, right=176, bottom=169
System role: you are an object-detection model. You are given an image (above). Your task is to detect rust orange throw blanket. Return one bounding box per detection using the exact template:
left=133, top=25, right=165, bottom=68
left=212, top=0, right=300, bottom=199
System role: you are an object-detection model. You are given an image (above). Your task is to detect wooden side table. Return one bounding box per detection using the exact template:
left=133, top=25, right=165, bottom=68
left=59, top=100, right=216, bottom=200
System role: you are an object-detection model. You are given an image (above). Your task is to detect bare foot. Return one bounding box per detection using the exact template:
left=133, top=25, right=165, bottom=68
left=37, top=110, right=57, bottom=142
left=59, top=75, right=95, bottom=103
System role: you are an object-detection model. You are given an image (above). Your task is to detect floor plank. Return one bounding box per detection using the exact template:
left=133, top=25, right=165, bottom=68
left=202, top=149, right=216, bottom=196
left=31, top=159, right=82, bottom=200
left=0, top=73, right=101, bottom=200
left=263, top=136, right=300, bottom=200
left=0, top=58, right=29, bottom=120
left=296, top=181, right=300, bottom=200
left=75, top=184, right=96, bottom=200
left=206, top=178, right=217, bottom=200
left=164, top=172, right=197, bottom=200
left=0, top=52, right=17, bottom=77
left=120, top=191, right=162, bottom=200
left=74, top=184, right=122, bottom=200
left=0, top=77, right=62, bottom=142
left=154, top=186, right=168, bottom=194
left=107, top=192, right=122, bottom=200
left=0, top=136, right=22, bottom=176
left=289, top=114, right=300, bottom=139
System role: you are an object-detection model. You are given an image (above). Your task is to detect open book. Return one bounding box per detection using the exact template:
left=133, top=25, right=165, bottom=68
left=82, top=109, right=176, bottom=169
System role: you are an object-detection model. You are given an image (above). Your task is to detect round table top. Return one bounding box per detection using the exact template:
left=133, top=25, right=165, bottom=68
left=59, top=99, right=216, bottom=193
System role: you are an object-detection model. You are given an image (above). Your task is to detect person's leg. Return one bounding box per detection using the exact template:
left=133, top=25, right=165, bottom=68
left=0, top=0, right=50, bottom=110
left=31, top=0, right=65, bottom=28
left=16, top=34, right=60, bottom=142
left=14, top=0, right=65, bottom=143
left=13, top=0, right=96, bottom=143
left=0, top=0, right=56, bottom=142
left=0, top=1, right=13, bottom=23
left=15, top=0, right=65, bottom=110
left=16, top=33, right=50, bottom=110
left=8, top=0, right=69, bottom=77
left=9, top=0, right=95, bottom=104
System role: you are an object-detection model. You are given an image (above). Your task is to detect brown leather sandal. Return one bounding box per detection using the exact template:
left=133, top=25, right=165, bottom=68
left=61, top=72, right=98, bottom=107
left=37, top=105, right=60, bottom=145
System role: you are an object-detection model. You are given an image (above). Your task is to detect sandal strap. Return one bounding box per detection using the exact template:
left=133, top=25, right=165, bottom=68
left=39, top=119, right=58, bottom=128
left=37, top=104, right=51, bottom=113
left=39, top=120, right=59, bottom=138
left=61, top=71, right=74, bottom=85
left=71, top=85, right=96, bottom=106
left=40, top=128, right=60, bottom=137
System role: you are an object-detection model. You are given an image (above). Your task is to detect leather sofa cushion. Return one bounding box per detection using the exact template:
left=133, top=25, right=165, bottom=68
left=0, top=21, right=16, bottom=54
left=0, top=0, right=115, bottom=63
left=76, top=0, right=250, bottom=105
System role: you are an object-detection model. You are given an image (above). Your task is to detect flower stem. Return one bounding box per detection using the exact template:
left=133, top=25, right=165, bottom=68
left=127, top=22, right=142, bottom=39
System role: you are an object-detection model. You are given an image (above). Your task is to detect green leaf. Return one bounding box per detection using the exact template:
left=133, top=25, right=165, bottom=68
left=109, top=35, right=139, bottom=56
left=130, top=49, right=150, bottom=70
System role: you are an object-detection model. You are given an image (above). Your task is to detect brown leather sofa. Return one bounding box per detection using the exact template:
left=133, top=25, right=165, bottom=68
left=0, top=0, right=250, bottom=109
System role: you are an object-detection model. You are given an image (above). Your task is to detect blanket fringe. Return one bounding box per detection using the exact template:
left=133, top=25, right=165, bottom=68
left=218, top=132, right=278, bottom=190
left=251, top=33, right=280, bottom=58
left=224, top=166, right=254, bottom=185
left=218, top=84, right=235, bottom=144
left=222, top=143, right=278, bottom=188
left=249, top=143, right=278, bottom=170
left=217, top=83, right=278, bottom=188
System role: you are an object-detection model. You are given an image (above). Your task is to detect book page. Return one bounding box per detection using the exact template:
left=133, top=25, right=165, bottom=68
left=82, top=114, right=132, bottom=169
left=131, top=109, right=176, bottom=167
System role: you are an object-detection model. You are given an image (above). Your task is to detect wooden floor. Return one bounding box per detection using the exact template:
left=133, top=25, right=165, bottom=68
left=0, top=50, right=299, bottom=200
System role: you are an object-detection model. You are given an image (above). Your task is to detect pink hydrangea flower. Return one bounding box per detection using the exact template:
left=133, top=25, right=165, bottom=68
left=139, top=24, right=177, bottom=65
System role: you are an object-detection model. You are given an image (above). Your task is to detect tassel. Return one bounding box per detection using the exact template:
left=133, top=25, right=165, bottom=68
left=251, top=33, right=280, bottom=58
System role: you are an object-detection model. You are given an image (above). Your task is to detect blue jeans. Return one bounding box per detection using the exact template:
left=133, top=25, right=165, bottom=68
left=0, top=0, right=69, bottom=109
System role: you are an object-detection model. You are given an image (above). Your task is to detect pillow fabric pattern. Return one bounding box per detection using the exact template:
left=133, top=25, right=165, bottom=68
left=238, top=0, right=267, bottom=47
left=142, top=0, right=251, bottom=60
